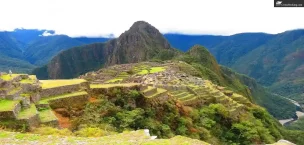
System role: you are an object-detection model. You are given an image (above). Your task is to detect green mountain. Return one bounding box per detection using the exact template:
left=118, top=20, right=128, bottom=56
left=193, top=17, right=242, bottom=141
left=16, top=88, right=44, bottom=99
left=230, top=30, right=304, bottom=103
left=165, top=33, right=274, bottom=66
left=0, top=30, right=110, bottom=72
left=24, top=35, right=87, bottom=65
left=0, top=32, right=34, bottom=72
left=0, top=32, right=24, bottom=59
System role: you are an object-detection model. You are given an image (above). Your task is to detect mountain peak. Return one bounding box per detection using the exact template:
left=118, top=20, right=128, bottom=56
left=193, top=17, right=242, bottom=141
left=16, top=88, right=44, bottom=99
left=125, top=21, right=168, bottom=42
left=129, top=21, right=155, bottom=31
left=117, top=21, right=171, bottom=50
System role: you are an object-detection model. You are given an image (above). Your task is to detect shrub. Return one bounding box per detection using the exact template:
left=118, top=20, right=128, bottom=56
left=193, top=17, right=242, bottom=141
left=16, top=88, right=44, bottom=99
left=74, top=127, right=107, bottom=137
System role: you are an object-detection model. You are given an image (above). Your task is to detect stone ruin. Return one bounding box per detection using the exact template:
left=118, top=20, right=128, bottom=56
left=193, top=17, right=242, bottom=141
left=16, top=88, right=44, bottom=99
left=0, top=73, right=42, bottom=130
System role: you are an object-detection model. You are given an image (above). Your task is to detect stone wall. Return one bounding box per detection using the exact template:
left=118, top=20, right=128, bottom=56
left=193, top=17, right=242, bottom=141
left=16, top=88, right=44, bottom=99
left=36, top=104, right=50, bottom=110
left=183, top=98, right=206, bottom=107
left=48, top=94, right=89, bottom=109
left=153, top=84, right=188, bottom=91
left=91, top=85, right=141, bottom=96
left=30, top=93, right=41, bottom=104
left=20, top=83, right=41, bottom=93
left=41, top=120, right=59, bottom=128
left=18, top=114, right=40, bottom=131
left=40, top=82, right=89, bottom=98
left=20, top=97, right=31, bottom=109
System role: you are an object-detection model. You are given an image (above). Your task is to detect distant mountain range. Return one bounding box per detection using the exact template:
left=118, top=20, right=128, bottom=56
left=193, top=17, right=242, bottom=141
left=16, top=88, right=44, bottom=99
left=0, top=29, right=110, bottom=73
left=1, top=27, right=304, bottom=106
left=164, top=30, right=304, bottom=105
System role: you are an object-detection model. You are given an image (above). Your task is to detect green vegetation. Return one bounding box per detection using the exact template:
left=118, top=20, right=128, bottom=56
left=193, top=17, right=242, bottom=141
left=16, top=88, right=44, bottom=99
left=39, top=79, right=86, bottom=89
left=38, top=109, right=58, bottom=123
left=0, top=100, right=20, bottom=111
left=39, top=91, right=88, bottom=105
left=18, top=104, right=37, bottom=119
left=286, top=117, right=304, bottom=131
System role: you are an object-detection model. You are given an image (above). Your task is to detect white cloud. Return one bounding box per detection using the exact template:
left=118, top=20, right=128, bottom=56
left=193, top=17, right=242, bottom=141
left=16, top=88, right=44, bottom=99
left=0, top=0, right=303, bottom=37
left=40, top=31, right=56, bottom=36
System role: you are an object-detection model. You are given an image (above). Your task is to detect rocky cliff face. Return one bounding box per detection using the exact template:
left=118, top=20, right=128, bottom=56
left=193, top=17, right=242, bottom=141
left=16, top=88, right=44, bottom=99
left=107, top=21, right=171, bottom=65
left=33, top=21, right=173, bottom=79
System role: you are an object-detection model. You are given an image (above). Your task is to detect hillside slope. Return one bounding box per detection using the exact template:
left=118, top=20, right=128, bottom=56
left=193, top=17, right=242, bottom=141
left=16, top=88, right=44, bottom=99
left=175, top=45, right=295, bottom=119
left=24, top=35, right=87, bottom=65
left=231, top=30, right=304, bottom=103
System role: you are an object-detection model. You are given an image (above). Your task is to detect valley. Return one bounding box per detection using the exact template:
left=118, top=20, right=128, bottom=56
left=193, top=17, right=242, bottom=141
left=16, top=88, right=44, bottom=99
left=0, top=29, right=109, bottom=73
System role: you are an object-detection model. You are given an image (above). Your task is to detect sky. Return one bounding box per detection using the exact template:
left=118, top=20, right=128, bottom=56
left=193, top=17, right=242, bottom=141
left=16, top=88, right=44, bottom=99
left=0, top=0, right=303, bottom=37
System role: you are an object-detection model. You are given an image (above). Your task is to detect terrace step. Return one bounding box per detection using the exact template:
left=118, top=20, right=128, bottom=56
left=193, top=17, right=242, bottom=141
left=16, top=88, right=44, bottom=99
left=169, top=90, right=183, bottom=95
left=141, top=86, right=157, bottom=96
left=39, top=79, right=88, bottom=98
left=174, top=92, right=189, bottom=98
left=16, top=104, right=40, bottom=129
left=145, top=88, right=167, bottom=99
left=179, top=94, right=196, bottom=101
left=17, top=104, right=38, bottom=120
left=38, top=91, right=89, bottom=109
left=218, top=98, right=230, bottom=104
left=0, top=100, right=21, bottom=119
left=183, top=96, right=198, bottom=103
left=38, top=109, right=59, bottom=127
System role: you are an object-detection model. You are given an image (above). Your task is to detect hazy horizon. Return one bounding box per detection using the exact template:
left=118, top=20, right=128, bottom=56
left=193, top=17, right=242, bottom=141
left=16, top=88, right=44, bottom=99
left=1, top=0, right=304, bottom=37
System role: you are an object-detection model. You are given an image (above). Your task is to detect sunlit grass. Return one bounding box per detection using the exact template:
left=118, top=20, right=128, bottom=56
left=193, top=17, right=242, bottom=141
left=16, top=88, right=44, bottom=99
left=0, top=99, right=20, bottom=111
left=38, top=109, right=58, bottom=123
left=149, top=67, right=165, bottom=73
left=39, top=79, right=87, bottom=89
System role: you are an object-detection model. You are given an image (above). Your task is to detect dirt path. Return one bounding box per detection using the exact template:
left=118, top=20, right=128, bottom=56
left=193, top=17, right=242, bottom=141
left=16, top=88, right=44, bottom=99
left=53, top=111, right=71, bottom=129
left=89, top=97, right=98, bottom=103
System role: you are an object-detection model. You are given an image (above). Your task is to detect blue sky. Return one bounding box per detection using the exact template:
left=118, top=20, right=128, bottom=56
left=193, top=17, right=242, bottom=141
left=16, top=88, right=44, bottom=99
left=0, top=0, right=303, bottom=37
